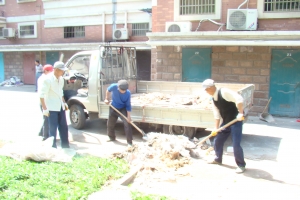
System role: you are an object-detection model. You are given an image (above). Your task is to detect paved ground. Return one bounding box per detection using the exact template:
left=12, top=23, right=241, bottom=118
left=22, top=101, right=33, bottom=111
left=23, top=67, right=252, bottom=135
left=1, top=85, right=300, bottom=200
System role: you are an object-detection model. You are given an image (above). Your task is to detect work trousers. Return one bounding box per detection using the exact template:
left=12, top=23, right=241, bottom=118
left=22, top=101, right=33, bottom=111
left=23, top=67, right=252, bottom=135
left=107, top=107, right=132, bottom=145
left=38, top=105, right=49, bottom=140
left=48, top=107, right=70, bottom=148
left=35, top=72, right=42, bottom=91
left=213, top=121, right=246, bottom=167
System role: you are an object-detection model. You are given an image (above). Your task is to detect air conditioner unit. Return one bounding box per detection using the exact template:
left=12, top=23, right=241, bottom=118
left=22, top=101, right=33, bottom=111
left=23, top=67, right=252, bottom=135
left=113, top=28, right=129, bottom=40
left=3, top=28, right=15, bottom=38
left=165, top=22, right=191, bottom=32
left=226, top=9, right=258, bottom=31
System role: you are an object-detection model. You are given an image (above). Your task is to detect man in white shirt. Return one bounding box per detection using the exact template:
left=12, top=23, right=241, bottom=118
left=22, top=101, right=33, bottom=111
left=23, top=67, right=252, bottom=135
left=39, top=61, right=70, bottom=148
left=202, top=79, right=246, bottom=173
left=38, top=64, right=54, bottom=140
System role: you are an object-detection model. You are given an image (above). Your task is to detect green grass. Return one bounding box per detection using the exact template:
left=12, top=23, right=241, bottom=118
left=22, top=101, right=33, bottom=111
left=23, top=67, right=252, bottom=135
left=131, top=191, right=174, bottom=200
left=0, top=155, right=129, bottom=200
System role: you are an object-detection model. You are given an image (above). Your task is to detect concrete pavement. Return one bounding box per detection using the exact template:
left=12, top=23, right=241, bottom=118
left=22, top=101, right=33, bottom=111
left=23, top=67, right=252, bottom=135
left=1, top=85, right=300, bottom=200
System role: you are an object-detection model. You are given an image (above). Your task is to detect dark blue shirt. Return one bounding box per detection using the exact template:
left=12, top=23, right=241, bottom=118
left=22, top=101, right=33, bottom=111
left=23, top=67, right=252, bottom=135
left=108, top=83, right=131, bottom=111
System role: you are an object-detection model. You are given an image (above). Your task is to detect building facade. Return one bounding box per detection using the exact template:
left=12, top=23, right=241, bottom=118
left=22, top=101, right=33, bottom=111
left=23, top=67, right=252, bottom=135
left=148, top=0, right=300, bottom=117
left=1, top=0, right=300, bottom=117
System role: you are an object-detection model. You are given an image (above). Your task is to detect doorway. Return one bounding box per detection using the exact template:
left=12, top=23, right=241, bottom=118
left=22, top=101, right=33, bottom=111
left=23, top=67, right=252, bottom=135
left=269, top=49, right=300, bottom=117
left=182, top=48, right=211, bottom=82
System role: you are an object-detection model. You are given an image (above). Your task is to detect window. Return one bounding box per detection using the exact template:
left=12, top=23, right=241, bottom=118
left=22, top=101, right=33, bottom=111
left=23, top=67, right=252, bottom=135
left=18, top=22, right=37, bottom=38
left=174, top=0, right=221, bottom=21
left=67, top=55, right=91, bottom=79
left=64, top=26, right=85, bottom=38
left=17, top=0, right=36, bottom=3
left=258, top=0, right=300, bottom=18
left=180, top=0, right=215, bottom=15
left=264, top=0, right=300, bottom=12
left=0, top=0, right=5, bottom=5
left=132, top=23, right=149, bottom=36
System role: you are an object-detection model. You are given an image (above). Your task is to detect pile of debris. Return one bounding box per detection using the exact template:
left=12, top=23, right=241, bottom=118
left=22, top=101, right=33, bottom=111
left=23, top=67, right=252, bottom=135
left=131, top=92, right=212, bottom=108
left=0, top=76, right=24, bottom=87
left=111, top=132, right=209, bottom=170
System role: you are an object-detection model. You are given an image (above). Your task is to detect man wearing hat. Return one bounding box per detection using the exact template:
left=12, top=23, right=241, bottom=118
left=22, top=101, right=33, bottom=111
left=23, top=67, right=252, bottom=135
left=39, top=61, right=70, bottom=148
left=38, top=64, right=54, bottom=140
left=104, top=79, right=133, bottom=147
left=202, top=79, right=246, bottom=173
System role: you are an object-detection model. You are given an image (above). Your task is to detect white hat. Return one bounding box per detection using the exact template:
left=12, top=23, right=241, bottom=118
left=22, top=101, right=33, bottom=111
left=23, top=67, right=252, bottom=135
left=202, top=79, right=215, bottom=89
left=54, top=61, right=68, bottom=71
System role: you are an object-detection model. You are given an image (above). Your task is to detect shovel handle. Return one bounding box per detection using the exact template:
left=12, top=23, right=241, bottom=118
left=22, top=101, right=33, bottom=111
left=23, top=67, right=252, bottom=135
left=262, top=97, right=272, bottom=114
left=109, top=103, right=145, bottom=136
left=196, top=118, right=239, bottom=146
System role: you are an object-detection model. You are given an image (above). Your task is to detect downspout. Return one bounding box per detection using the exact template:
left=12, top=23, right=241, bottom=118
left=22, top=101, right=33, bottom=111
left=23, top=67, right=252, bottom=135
left=124, top=11, right=127, bottom=29
left=112, top=0, right=116, bottom=40
left=102, top=13, right=105, bottom=42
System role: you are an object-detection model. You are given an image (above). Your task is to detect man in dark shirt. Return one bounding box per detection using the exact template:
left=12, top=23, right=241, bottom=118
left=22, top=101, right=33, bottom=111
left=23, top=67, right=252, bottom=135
left=203, top=79, right=246, bottom=173
left=104, top=80, right=133, bottom=146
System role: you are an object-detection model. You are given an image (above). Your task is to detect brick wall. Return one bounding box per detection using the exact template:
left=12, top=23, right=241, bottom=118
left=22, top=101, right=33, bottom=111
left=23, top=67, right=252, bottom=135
left=151, top=45, right=297, bottom=116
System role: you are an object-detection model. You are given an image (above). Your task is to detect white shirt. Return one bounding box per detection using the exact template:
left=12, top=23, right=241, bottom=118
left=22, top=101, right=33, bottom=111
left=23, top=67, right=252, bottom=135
left=39, top=73, right=65, bottom=111
left=212, top=88, right=244, bottom=120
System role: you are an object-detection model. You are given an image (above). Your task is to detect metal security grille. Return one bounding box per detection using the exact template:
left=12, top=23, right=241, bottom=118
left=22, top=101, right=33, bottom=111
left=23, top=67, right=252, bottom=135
left=132, top=23, right=149, bottom=36
left=64, top=26, right=85, bottom=38
left=180, top=0, right=215, bottom=15
left=19, top=25, right=34, bottom=37
left=264, top=0, right=300, bottom=12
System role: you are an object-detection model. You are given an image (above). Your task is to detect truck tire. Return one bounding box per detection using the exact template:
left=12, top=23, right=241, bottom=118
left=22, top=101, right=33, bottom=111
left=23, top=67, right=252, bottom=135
left=70, top=104, right=86, bottom=129
left=184, top=127, right=196, bottom=139
left=163, top=125, right=186, bottom=135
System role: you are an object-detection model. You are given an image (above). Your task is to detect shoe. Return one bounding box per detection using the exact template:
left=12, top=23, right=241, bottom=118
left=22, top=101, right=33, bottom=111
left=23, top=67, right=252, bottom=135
left=235, top=166, right=246, bottom=174
left=207, top=159, right=222, bottom=165
left=107, top=137, right=116, bottom=142
left=127, top=143, right=133, bottom=147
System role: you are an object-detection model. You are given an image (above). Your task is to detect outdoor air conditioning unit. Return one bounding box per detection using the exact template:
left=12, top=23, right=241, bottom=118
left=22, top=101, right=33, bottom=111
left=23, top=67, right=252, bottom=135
left=3, top=28, right=15, bottom=38
left=113, top=28, right=129, bottom=40
left=226, top=9, right=258, bottom=31
left=165, top=22, right=192, bottom=32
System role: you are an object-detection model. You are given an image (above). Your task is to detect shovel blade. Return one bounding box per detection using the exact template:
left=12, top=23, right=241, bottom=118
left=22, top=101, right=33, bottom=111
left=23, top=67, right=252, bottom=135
left=259, top=113, right=275, bottom=123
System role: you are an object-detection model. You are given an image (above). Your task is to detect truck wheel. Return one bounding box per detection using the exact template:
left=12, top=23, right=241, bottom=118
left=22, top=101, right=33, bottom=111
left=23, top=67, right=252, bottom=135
left=70, top=104, right=86, bottom=129
left=184, top=127, right=196, bottom=139
left=169, top=125, right=186, bottom=135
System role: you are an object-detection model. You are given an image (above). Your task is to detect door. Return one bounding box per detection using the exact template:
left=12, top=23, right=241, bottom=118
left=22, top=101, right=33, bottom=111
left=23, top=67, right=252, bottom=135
left=182, top=48, right=211, bottom=82
left=0, top=53, right=4, bottom=82
left=23, top=53, right=35, bottom=84
left=136, top=50, right=151, bottom=80
left=270, top=49, right=300, bottom=117
left=46, top=52, right=59, bottom=66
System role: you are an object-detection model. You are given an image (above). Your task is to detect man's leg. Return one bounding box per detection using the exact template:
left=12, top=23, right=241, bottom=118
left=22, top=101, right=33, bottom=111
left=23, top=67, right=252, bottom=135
left=107, top=107, right=118, bottom=140
left=213, top=126, right=231, bottom=163
left=120, top=108, right=133, bottom=145
left=58, top=108, right=69, bottom=148
left=42, top=115, right=49, bottom=140
left=231, top=121, right=246, bottom=167
left=48, top=111, right=59, bottom=148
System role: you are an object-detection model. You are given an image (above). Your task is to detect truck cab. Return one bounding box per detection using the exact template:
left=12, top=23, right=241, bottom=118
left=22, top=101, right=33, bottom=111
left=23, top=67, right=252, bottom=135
left=63, top=46, right=137, bottom=129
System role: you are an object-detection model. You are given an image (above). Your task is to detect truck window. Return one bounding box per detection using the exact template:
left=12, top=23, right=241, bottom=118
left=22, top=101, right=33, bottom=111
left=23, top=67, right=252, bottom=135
left=67, top=55, right=91, bottom=78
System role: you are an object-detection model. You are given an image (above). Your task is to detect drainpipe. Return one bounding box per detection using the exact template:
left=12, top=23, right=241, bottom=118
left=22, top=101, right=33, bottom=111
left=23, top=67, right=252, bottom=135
left=124, top=11, right=127, bottom=29
left=112, top=0, right=116, bottom=36
left=102, top=13, right=105, bottom=42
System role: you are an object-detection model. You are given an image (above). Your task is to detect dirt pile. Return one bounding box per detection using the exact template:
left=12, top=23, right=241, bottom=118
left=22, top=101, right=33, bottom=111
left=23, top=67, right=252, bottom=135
left=131, top=92, right=212, bottom=108
left=111, top=132, right=210, bottom=170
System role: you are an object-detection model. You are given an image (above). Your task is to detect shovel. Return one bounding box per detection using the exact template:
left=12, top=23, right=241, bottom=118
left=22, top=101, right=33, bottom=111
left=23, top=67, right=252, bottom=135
left=196, top=118, right=239, bottom=147
left=109, top=103, right=148, bottom=141
left=259, top=97, right=275, bottom=123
